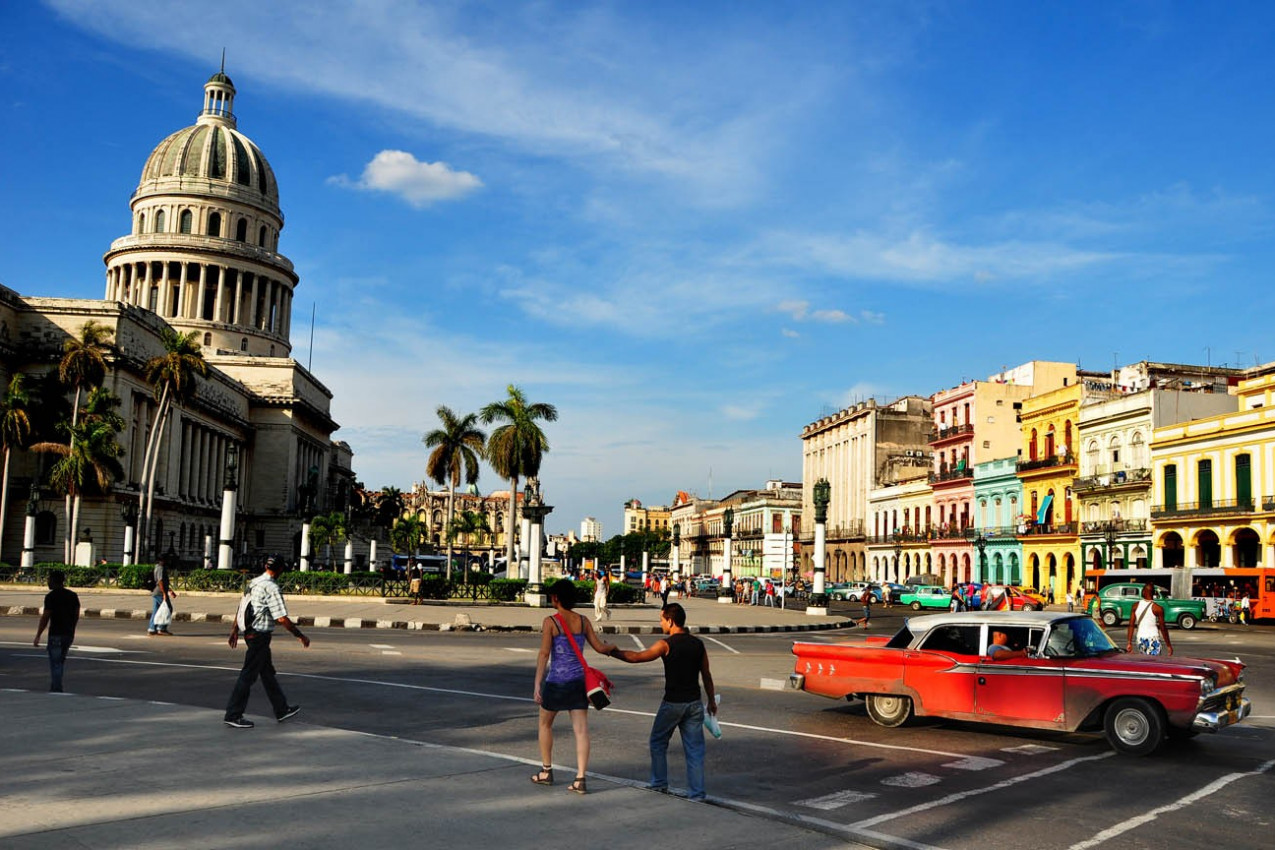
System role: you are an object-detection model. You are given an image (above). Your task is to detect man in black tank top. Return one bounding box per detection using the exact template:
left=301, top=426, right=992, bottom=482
left=610, top=603, right=717, bottom=800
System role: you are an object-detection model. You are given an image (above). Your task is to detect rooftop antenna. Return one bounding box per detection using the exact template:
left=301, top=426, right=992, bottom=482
left=220, top=48, right=226, bottom=74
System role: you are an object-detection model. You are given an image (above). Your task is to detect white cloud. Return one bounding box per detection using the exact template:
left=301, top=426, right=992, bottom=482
left=776, top=301, right=856, bottom=324
left=329, top=150, right=481, bottom=207
left=809, top=308, right=851, bottom=323
left=781, top=327, right=800, bottom=339
left=721, top=404, right=760, bottom=421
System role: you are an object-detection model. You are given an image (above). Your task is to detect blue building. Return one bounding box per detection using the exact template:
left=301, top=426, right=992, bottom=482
left=972, top=458, right=1024, bottom=584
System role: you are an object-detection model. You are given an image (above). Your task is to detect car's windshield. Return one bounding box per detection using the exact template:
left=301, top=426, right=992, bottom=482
left=1043, top=617, right=1119, bottom=658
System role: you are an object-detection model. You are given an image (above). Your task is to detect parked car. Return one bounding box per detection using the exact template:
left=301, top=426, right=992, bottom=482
left=789, top=611, right=1250, bottom=755
left=899, top=585, right=952, bottom=610
left=830, top=582, right=883, bottom=602
left=980, top=584, right=1047, bottom=611
left=881, top=582, right=908, bottom=604
left=1096, top=583, right=1205, bottom=630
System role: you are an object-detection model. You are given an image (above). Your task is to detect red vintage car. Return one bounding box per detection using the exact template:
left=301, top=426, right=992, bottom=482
left=789, top=611, right=1250, bottom=755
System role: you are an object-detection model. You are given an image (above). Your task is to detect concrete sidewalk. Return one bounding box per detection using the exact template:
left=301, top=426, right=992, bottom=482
left=0, top=689, right=853, bottom=850
left=0, top=587, right=855, bottom=634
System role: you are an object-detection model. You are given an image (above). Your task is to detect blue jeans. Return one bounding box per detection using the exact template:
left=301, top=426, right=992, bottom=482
left=47, top=634, right=72, bottom=692
left=649, top=699, right=706, bottom=800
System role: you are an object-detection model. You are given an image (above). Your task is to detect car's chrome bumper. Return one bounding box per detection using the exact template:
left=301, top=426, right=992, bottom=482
left=789, top=673, right=805, bottom=691
left=1193, top=697, right=1252, bottom=733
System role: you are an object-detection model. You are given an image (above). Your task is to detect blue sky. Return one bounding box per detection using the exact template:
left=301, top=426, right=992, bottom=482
left=3, top=2, right=1275, bottom=536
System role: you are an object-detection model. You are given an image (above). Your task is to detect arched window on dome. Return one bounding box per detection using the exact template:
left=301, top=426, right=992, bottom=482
left=137, top=213, right=146, bottom=234
left=236, top=218, right=248, bottom=242
left=207, top=212, right=222, bottom=238
left=240, top=338, right=248, bottom=352
left=180, top=210, right=193, bottom=234
left=154, top=210, right=166, bottom=233
left=269, top=344, right=275, bottom=356
left=203, top=333, right=212, bottom=346
left=258, top=225, right=267, bottom=247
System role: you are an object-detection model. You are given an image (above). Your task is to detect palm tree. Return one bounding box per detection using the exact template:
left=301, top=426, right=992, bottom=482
left=375, top=486, right=406, bottom=529
left=32, top=387, right=126, bottom=555
left=480, top=385, right=558, bottom=577
left=0, top=374, right=33, bottom=564
left=389, top=515, right=426, bottom=558
left=447, top=509, right=491, bottom=584
left=138, top=328, right=208, bottom=557
left=57, top=320, right=114, bottom=560
left=308, top=511, right=348, bottom=570
left=423, top=406, right=485, bottom=582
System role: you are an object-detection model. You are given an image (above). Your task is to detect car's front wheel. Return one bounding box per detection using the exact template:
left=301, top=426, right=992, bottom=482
left=1177, top=613, right=1197, bottom=630
left=1101, top=609, right=1120, bottom=627
left=1104, top=697, right=1166, bottom=756
left=910, top=601, right=922, bottom=610
left=865, top=694, right=913, bottom=728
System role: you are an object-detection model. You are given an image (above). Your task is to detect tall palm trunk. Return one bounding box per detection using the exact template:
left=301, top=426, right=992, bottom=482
left=143, top=398, right=173, bottom=556
left=505, top=475, right=518, bottom=578
left=136, top=384, right=169, bottom=558
left=445, top=485, right=455, bottom=582
left=0, top=447, right=11, bottom=564
left=64, top=386, right=82, bottom=563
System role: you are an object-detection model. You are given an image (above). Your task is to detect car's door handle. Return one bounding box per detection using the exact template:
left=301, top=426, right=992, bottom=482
left=977, top=676, right=986, bottom=685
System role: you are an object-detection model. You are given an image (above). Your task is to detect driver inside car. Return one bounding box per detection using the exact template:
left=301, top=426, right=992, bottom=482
left=985, top=629, right=1029, bottom=661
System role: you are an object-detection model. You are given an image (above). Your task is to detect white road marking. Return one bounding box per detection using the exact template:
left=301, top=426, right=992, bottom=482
left=1, top=688, right=28, bottom=693
left=795, top=789, right=877, bottom=810
left=70, top=645, right=143, bottom=655
left=881, top=772, right=941, bottom=788
left=629, top=634, right=645, bottom=649
left=504, top=647, right=535, bottom=653
left=370, top=644, right=394, bottom=649
left=706, top=636, right=740, bottom=654
left=1068, top=758, right=1275, bottom=850
left=97, top=696, right=125, bottom=701
left=381, top=650, right=402, bottom=656
left=849, top=753, right=1115, bottom=829
left=1001, top=744, right=1058, bottom=754
left=759, top=678, right=787, bottom=691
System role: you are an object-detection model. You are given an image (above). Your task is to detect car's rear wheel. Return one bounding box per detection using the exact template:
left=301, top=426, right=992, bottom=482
left=1177, top=613, right=1197, bottom=630
left=1104, top=697, right=1166, bottom=756
left=910, top=601, right=922, bottom=610
left=1101, top=609, right=1120, bottom=627
left=865, top=694, right=913, bottom=728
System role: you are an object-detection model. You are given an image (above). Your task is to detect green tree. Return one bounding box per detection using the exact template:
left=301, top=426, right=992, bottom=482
left=480, top=385, right=557, bottom=577
left=32, top=387, right=126, bottom=555
left=375, top=486, right=406, bottom=529
left=448, top=509, right=491, bottom=584
left=389, top=515, right=426, bottom=558
left=0, top=374, right=33, bottom=564
left=56, top=321, right=114, bottom=560
left=423, top=406, right=485, bottom=582
left=308, top=510, right=348, bottom=570
left=139, top=328, right=209, bottom=557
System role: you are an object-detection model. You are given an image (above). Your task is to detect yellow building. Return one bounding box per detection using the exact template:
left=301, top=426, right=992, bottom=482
left=1150, top=369, right=1275, bottom=595
left=623, top=499, right=671, bottom=534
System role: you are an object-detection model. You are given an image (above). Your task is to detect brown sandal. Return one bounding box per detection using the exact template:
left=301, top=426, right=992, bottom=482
left=531, top=766, right=554, bottom=785
left=568, top=776, right=587, bottom=794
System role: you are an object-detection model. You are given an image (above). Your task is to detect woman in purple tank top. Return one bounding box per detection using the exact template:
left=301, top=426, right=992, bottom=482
left=532, top=579, right=617, bottom=794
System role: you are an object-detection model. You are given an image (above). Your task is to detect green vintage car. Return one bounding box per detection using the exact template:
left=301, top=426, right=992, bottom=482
left=899, top=585, right=952, bottom=611
left=1096, top=583, right=1204, bottom=630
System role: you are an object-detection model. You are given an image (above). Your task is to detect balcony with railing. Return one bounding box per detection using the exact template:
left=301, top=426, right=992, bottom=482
left=928, top=423, right=975, bottom=444
left=1073, top=467, right=1151, bottom=493
left=1018, top=521, right=1078, bottom=536
left=965, top=525, right=1019, bottom=540
left=928, top=466, right=974, bottom=484
left=1264, top=495, right=1275, bottom=512
left=1080, top=518, right=1148, bottom=535
left=933, top=524, right=972, bottom=541
left=1151, top=499, right=1254, bottom=519
left=865, top=530, right=931, bottom=545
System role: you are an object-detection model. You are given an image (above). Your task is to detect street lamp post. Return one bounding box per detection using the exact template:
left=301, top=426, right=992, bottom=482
left=521, top=482, right=554, bottom=607
left=217, top=443, right=239, bottom=570
left=718, top=507, right=734, bottom=604
left=120, top=500, right=138, bottom=567
left=807, top=478, right=831, bottom=616
left=967, top=528, right=988, bottom=584
left=671, top=523, right=681, bottom=584
left=21, top=484, right=41, bottom=568
left=892, top=534, right=903, bottom=585
left=1104, top=521, right=1118, bottom=572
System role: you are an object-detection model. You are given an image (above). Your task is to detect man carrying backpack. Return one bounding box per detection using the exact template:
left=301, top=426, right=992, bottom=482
left=223, top=555, right=310, bottom=729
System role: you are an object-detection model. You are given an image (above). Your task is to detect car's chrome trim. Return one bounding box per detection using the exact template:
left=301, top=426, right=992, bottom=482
left=1193, top=697, right=1251, bottom=733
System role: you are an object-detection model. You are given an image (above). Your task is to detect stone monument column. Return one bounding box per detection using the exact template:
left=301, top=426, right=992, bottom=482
left=217, top=445, right=239, bottom=570
left=520, top=483, right=554, bottom=607
left=718, top=507, right=734, bottom=604
left=21, top=485, right=40, bottom=568
left=807, top=478, right=831, bottom=616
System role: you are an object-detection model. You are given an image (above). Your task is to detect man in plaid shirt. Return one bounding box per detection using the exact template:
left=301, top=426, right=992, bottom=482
left=223, top=556, right=311, bottom=729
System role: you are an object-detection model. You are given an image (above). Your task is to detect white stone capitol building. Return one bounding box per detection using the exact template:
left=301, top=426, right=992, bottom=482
left=0, top=70, right=355, bottom=567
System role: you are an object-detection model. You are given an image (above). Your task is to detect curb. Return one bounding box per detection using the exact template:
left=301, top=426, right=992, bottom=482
left=1, top=605, right=855, bottom=635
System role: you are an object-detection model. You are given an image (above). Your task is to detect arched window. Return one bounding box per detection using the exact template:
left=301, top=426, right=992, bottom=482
left=136, top=213, right=145, bottom=234
left=1029, top=429, right=1038, bottom=461
left=1130, top=432, right=1146, bottom=468
left=269, top=344, right=275, bottom=356
left=240, top=337, right=248, bottom=352
left=203, top=333, right=212, bottom=346
left=208, top=212, right=222, bottom=237
left=1086, top=440, right=1100, bottom=471
left=1064, top=420, right=1073, bottom=453
left=259, top=225, right=268, bottom=247
left=1109, top=435, right=1121, bottom=467
left=180, top=209, right=193, bottom=234
left=155, top=209, right=166, bottom=233
left=236, top=218, right=248, bottom=241
left=1045, top=426, right=1056, bottom=458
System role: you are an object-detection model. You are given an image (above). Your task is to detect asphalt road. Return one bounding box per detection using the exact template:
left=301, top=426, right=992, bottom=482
left=4, top=609, right=1272, bottom=850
